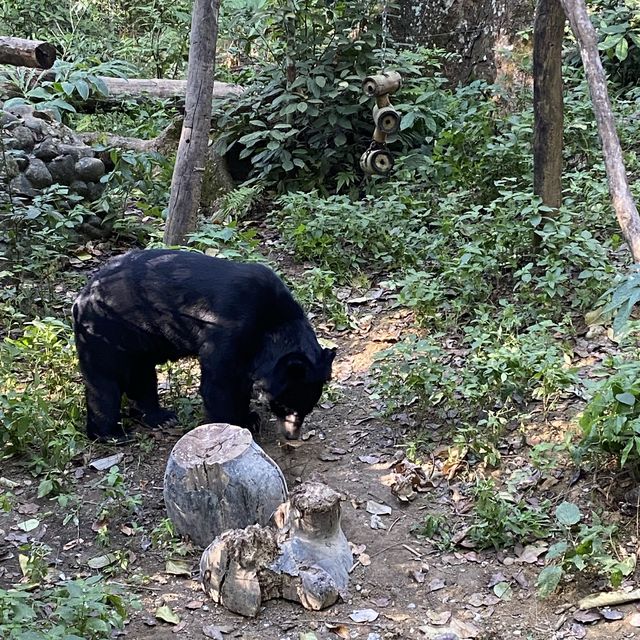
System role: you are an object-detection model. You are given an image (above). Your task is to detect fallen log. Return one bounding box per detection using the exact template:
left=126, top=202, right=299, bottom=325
left=96, top=76, right=243, bottom=101
left=0, top=37, right=57, bottom=69
left=78, top=119, right=183, bottom=154
left=0, top=68, right=243, bottom=103
left=163, top=424, right=288, bottom=548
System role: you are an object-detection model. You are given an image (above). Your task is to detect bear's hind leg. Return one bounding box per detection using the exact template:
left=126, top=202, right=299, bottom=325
left=125, top=360, right=178, bottom=429
left=83, top=374, right=128, bottom=442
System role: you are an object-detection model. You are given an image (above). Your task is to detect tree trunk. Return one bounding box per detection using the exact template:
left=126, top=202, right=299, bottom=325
left=533, top=0, right=565, bottom=214
left=0, top=37, right=57, bottom=69
left=163, top=0, right=221, bottom=245
left=559, top=0, right=640, bottom=262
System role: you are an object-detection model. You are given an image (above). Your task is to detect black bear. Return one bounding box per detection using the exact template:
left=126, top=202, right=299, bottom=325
left=72, top=249, right=335, bottom=442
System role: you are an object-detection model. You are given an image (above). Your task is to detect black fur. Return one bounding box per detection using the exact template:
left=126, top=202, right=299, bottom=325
left=72, top=249, right=335, bottom=442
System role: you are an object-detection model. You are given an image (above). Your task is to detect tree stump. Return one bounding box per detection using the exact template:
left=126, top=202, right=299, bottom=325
left=163, top=424, right=288, bottom=547
left=200, top=482, right=353, bottom=616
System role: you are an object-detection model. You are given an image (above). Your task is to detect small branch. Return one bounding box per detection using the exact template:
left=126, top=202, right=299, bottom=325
left=578, top=588, right=640, bottom=610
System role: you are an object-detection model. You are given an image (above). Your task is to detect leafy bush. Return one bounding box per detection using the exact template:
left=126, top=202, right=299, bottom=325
left=372, top=322, right=576, bottom=423
left=0, top=576, right=131, bottom=639
left=537, top=502, right=636, bottom=597
left=578, top=358, right=640, bottom=468
left=468, top=479, right=552, bottom=550
left=273, top=190, right=427, bottom=276
left=0, top=318, right=83, bottom=474
left=212, top=0, right=451, bottom=193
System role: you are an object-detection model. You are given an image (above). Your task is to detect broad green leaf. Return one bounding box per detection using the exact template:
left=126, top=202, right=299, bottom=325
left=555, top=502, right=581, bottom=526
left=17, top=518, right=40, bottom=532
left=536, top=565, right=562, bottom=598
left=615, top=392, right=636, bottom=406
left=156, top=605, right=180, bottom=625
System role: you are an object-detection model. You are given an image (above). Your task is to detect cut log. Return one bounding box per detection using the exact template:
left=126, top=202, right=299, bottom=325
left=0, top=37, right=57, bottom=69
left=95, top=76, right=242, bottom=101
left=163, top=423, right=288, bottom=548
left=0, top=69, right=243, bottom=104
left=200, top=482, right=353, bottom=617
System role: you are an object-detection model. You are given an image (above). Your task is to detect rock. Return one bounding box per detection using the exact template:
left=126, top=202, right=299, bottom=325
left=0, top=110, right=20, bottom=128
left=9, top=174, right=36, bottom=197
left=59, top=144, right=93, bottom=161
left=75, top=157, right=106, bottom=182
left=5, top=103, right=34, bottom=117
left=13, top=152, right=29, bottom=171
left=11, top=126, right=35, bottom=152
left=70, top=179, right=89, bottom=198
left=24, top=158, right=53, bottom=188
left=34, top=138, right=59, bottom=161
left=47, top=155, right=76, bottom=185
left=22, top=116, right=47, bottom=140
left=2, top=137, right=20, bottom=150
left=86, top=181, right=106, bottom=201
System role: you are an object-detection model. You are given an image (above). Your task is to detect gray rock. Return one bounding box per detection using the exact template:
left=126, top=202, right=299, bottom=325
left=34, top=137, right=59, bottom=161
left=13, top=151, right=29, bottom=171
left=75, top=157, right=105, bottom=182
left=70, top=179, right=89, bottom=198
left=11, top=126, right=35, bottom=152
left=5, top=104, right=34, bottom=117
left=86, top=181, right=106, bottom=201
left=2, top=137, right=20, bottom=150
left=24, top=158, right=53, bottom=188
left=47, top=155, right=76, bottom=185
left=0, top=155, right=20, bottom=179
left=58, top=144, right=93, bottom=161
left=9, top=174, right=36, bottom=197
left=0, top=110, right=20, bottom=128
left=22, top=116, right=47, bottom=140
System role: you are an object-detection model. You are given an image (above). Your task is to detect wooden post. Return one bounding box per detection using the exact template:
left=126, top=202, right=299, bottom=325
left=163, top=0, right=220, bottom=246
left=533, top=0, right=565, bottom=213
left=0, top=37, right=57, bottom=69
left=559, top=0, right=640, bottom=263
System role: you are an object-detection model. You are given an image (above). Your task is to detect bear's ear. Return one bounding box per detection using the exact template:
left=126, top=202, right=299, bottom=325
left=322, top=347, right=336, bottom=380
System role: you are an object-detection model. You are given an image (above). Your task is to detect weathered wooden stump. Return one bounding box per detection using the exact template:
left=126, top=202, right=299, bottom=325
left=163, top=423, right=288, bottom=547
left=200, top=482, right=353, bottom=616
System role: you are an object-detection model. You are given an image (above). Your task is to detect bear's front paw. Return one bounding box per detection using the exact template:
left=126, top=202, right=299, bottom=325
left=135, top=408, right=179, bottom=430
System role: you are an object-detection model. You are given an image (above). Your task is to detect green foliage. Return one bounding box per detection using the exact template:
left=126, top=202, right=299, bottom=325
left=212, top=0, right=450, bottom=193
left=587, top=263, right=640, bottom=336
left=186, top=221, right=266, bottom=262
left=468, top=479, right=552, bottom=550
left=0, top=318, right=83, bottom=473
left=537, top=502, right=636, bottom=597
left=565, top=0, right=640, bottom=87
left=0, top=576, right=131, bottom=639
left=372, top=322, right=576, bottom=423
left=0, top=0, right=191, bottom=78
left=288, top=267, right=351, bottom=329
left=216, top=184, right=265, bottom=222
left=273, top=190, right=426, bottom=276
left=1, top=59, right=133, bottom=122
left=578, top=358, right=640, bottom=468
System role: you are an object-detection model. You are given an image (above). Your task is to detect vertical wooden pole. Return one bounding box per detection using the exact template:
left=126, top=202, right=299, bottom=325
left=533, top=0, right=565, bottom=213
left=164, top=0, right=220, bottom=246
left=560, top=0, right=640, bottom=262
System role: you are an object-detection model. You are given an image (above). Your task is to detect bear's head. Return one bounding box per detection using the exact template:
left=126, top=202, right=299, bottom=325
left=264, top=347, right=336, bottom=440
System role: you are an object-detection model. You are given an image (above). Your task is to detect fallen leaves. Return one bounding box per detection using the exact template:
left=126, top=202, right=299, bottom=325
left=349, top=608, right=379, bottom=623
